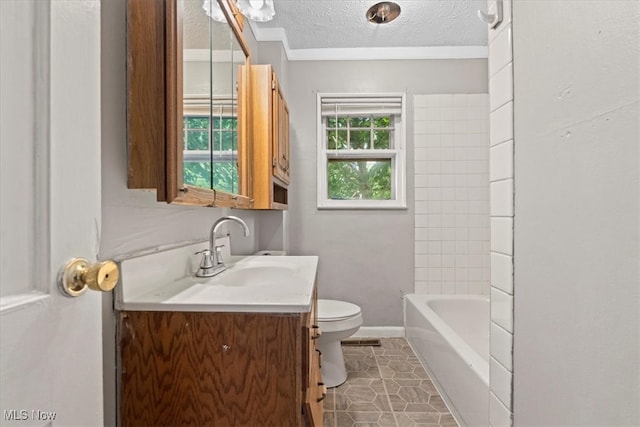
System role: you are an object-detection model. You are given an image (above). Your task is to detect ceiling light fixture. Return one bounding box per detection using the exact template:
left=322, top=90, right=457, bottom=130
left=202, top=0, right=227, bottom=22
left=202, top=0, right=276, bottom=23
left=366, top=1, right=401, bottom=24
left=236, top=0, right=276, bottom=22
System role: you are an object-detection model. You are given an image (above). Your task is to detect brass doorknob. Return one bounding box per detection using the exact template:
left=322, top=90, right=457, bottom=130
left=58, top=257, right=119, bottom=297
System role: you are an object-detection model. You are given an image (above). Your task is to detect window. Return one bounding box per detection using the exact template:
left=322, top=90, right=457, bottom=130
left=317, top=94, right=406, bottom=209
left=183, top=97, right=238, bottom=194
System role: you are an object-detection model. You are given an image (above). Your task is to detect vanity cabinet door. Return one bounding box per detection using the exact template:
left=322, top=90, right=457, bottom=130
left=272, top=76, right=290, bottom=184
left=118, top=311, right=303, bottom=427
left=303, top=289, right=325, bottom=426
left=249, top=64, right=289, bottom=209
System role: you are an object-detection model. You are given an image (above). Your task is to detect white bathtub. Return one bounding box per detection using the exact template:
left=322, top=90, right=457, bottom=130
left=405, top=294, right=490, bottom=427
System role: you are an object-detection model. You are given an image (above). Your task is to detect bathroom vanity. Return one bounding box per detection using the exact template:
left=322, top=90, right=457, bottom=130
left=115, top=243, right=323, bottom=426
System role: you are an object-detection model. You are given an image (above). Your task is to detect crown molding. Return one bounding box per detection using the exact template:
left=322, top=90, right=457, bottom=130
left=249, top=24, right=488, bottom=61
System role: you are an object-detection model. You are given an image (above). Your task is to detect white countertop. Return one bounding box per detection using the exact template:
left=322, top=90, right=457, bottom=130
left=115, top=241, right=318, bottom=313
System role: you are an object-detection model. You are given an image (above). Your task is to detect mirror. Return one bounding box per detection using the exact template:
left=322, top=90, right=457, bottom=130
left=182, top=0, right=244, bottom=196
left=126, top=0, right=251, bottom=207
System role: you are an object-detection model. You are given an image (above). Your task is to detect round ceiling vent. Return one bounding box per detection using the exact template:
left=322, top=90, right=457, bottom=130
left=366, top=2, right=401, bottom=24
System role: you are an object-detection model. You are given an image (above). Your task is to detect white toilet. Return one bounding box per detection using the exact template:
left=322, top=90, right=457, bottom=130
left=316, top=299, right=363, bottom=388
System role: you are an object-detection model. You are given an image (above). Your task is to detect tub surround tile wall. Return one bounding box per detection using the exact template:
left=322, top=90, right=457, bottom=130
left=414, top=94, right=490, bottom=296
left=487, top=0, right=514, bottom=425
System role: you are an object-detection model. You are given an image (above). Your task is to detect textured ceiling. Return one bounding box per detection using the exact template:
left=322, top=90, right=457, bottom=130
left=253, top=0, right=488, bottom=50
left=184, top=0, right=240, bottom=50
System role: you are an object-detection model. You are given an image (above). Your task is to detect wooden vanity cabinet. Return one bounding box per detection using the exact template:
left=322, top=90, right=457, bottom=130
left=303, top=290, right=325, bottom=426
left=118, top=291, right=323, bottom=426
left=249, top=64, right=290, bottom=209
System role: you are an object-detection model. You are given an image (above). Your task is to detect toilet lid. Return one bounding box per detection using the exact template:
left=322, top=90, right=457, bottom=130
left=317, top=299, right=361, bottom=321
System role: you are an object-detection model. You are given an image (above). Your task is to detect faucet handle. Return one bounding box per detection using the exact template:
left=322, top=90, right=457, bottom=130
left=214, top=244, right=225, bottom=264
left=195, top=249, right=214, bottom=269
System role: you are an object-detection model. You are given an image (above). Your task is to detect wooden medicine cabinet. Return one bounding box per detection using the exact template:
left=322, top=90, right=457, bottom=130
left=249, top=64, right=290, bottom=209
left=127, top=0, right=252, bottom=208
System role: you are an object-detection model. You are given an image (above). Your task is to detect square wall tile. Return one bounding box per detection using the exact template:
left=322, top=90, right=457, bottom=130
left=489, top=24, right=512, bottom=77
left=415, top=228, right=428, bottom=241
left=414, top=134, right=428, bottom=148
left=490, top=322, right=513, bottom=371
left=439, top=94, right=454, bottom=107
left=428, top=282, right=443, bottom=294
left=415, top=281, right=429, bottom=294
left=490, top=252, right=513, bottom=294
left=490, top=217, right=513, bottom=255
left=490, top=179, right=514, bottom=217
left=490, top=140, right=513, bottom=181
left=489, top=63, right=513, bottom=112
left=490, top=102, right=513, bottom=147
left=490, top=357, right=513, bottom=409
left=491, top=288, right=513, bottom=333
left=415, top=147, right=428, bottom=161
left=453, top=94, right=468, bottom=106
left=415, top=175, right=428, bottom=189
left=490, top=391, right=513, bottom=427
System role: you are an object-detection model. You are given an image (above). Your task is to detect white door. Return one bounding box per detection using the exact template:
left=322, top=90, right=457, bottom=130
left=1, top=1, right=104, bottom=426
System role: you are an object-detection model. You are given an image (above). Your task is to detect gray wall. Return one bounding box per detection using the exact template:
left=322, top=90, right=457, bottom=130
left=287, top=59, right=488, bottom=326
left=512, top=1, right=639, bottom=425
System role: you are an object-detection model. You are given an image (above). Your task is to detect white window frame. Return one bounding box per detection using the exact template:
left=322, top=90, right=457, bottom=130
left=316, top=93, right=407, bottom=209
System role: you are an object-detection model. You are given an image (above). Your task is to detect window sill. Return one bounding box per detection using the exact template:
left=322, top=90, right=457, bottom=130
left=317, top=201, right=408, bottom=210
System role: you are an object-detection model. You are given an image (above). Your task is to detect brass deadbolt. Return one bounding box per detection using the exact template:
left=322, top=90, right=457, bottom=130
left=58, top=257, right=119, bottom=297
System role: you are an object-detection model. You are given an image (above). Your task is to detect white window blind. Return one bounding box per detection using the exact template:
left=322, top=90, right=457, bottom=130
left=320, top=96, right=403, bottom=117
left=183, top=96, right=236, bottom=116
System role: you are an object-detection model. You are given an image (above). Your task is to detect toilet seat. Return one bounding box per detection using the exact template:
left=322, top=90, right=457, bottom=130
left=317, top=299, right=361, bottom=322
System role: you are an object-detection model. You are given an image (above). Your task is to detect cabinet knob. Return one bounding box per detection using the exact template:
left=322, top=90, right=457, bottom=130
left=58, top=258, right=119, bottom=297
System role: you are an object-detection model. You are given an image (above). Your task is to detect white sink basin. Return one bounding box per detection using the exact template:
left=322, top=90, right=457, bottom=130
left=198, top=261, right=299, bottom=287
left=117, top=254, right=319, bottom=313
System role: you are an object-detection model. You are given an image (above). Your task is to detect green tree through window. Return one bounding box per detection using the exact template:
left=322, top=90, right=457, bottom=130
left=183, top=115, right=238, bottom=194
left=325, top=114, right=394, bottom=200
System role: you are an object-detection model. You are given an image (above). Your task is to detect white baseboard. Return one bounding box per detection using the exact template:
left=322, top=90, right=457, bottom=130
left=352, top=326, right=405, bottom=338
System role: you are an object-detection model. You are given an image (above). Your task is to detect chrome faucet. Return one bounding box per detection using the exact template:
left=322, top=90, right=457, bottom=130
left=196, top=215, right=250, bottom=278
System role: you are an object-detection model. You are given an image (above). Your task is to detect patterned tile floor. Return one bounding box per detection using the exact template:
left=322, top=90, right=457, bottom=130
left=322, top=338, right=458, bottom=427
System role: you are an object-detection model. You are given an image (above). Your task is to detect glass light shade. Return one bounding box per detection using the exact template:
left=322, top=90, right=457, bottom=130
left=202, top=0, right=227, bottom=23
left=236, top=0, right=276, bottom=22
